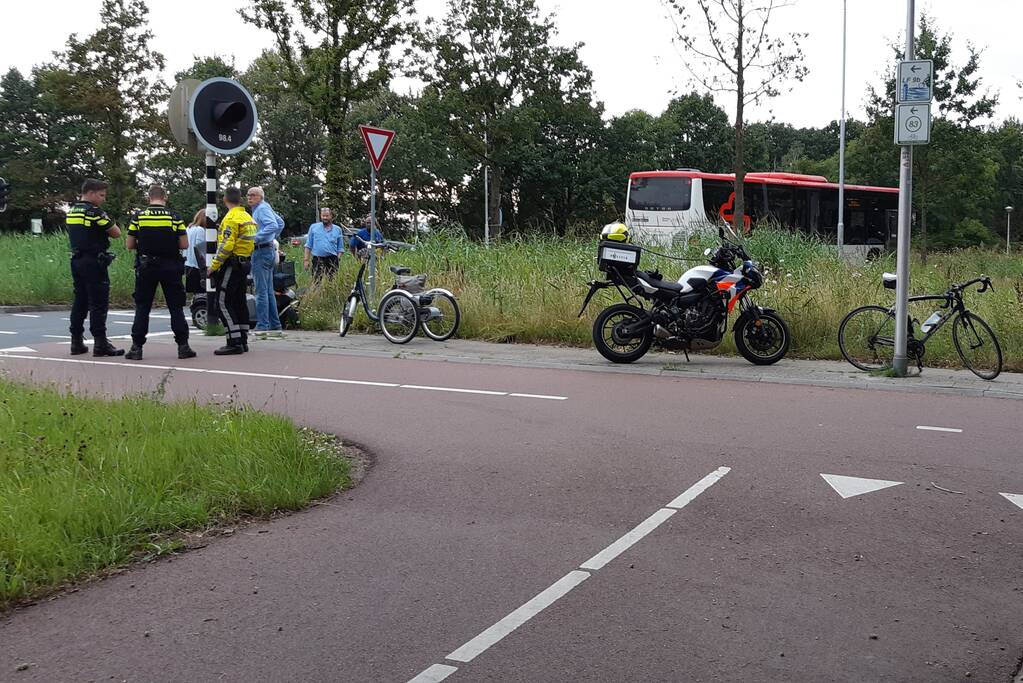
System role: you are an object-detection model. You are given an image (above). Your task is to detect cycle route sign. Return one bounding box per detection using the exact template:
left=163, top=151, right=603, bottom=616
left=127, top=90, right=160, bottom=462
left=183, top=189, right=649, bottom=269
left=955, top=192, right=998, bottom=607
left=894, top=59, right=932, bottom=146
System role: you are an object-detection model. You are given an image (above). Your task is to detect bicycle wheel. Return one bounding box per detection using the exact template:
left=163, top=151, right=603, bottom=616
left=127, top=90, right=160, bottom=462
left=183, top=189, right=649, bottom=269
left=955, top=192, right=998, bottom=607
left=378, top=291, right=420, bottom=344
left=421, top=290, right=460, bottom=341
left=952, top=312, right=1002, bottom=380
left=838, top=305, right=897, bottom=371
left=339, top=293, right=358, bottom=337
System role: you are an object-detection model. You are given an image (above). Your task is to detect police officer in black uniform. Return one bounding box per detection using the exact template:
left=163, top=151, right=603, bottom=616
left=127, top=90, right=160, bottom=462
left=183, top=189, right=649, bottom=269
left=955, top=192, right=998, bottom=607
left=67, top=178, right=124, bottom=356
left=124, top=185, right=196, bottom=360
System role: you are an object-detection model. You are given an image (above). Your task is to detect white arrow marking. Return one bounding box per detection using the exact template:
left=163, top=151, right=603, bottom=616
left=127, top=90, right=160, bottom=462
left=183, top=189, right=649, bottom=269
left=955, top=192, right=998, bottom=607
left=1000, top=493, right=1023, bottom=511
left=0, top=346, right=37, bottom=353
left=821, top=474, right=903, bottom=499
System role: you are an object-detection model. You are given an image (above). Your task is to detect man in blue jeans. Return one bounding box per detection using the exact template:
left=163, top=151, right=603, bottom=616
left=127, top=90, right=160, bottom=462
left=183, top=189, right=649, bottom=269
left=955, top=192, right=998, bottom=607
left=247, top=186, right=285, bottom=336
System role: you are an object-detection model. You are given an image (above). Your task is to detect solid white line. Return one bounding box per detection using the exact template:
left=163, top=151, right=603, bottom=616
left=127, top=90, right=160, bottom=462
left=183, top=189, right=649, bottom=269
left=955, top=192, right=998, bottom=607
left=406, top=664, right=458, bottom=683
left=665, top=466, right=732, bottom=509
left=579, top=508, right=677, bottom=571
left=400, top=384, right=506, bottom=396
left=299, top=376, right=400, bottom=388
left=113, top=321, right=134, bottom=325
left=445, top=570, right=590, bottom=663
left=916, top=425, right=963, bottom=433
left=0, top=331, right=16, bottom=334
left=43, top=335, right=71, bottom=339
left=11, top=313, right=40, bottom=318
left=508, top=392, right=568, bottom=401
left=109, top=312, right=135, bottom=317
left=0, top=355, right=563, bottom=402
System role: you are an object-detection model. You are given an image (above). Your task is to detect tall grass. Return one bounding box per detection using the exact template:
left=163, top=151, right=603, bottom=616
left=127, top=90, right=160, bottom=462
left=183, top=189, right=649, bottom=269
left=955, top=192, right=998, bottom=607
left=0, top=379, right=350, bottom=606
left=2, top=231, right=1021, bottom=371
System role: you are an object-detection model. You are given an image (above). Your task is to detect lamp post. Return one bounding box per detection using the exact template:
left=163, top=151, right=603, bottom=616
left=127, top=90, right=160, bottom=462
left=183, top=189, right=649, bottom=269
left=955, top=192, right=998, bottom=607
left=1007, top=206, right=1014, bottom=255
left=312, top=183, right=322, bottom=223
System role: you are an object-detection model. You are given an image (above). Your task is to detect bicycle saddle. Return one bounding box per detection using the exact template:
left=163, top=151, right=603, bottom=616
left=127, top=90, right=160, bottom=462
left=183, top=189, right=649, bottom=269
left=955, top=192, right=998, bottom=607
left=389, top=266, right=411, bottom=275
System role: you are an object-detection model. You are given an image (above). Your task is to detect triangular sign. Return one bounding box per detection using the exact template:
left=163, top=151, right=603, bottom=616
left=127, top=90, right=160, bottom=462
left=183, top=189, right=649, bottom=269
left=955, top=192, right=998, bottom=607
left=1000, top=493, right=1023, bottom=511
left=358, top=125, right=396, bottom=171
left=821, top=473, right=903, bottom=499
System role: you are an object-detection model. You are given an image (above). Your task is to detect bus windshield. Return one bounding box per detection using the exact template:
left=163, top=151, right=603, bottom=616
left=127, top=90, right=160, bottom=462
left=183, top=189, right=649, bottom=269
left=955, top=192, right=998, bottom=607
left=629, top=177, right=692, bottom=212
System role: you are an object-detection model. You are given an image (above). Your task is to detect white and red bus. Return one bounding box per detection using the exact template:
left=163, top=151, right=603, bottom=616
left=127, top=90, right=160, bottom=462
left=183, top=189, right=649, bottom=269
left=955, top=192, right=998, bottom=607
left=625, top=170, right=899, bottom=256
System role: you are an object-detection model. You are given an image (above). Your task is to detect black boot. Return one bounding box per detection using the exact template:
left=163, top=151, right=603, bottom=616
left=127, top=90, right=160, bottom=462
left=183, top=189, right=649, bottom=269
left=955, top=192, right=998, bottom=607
left=124, top=344, right=144, bottom=361
left=214, top=343, right=243, bottom=356
left=178, top=344, right=197, bottom=359
left=70, top=335, right=89, bottom=355
left=93, top=339, right=125, bottom=357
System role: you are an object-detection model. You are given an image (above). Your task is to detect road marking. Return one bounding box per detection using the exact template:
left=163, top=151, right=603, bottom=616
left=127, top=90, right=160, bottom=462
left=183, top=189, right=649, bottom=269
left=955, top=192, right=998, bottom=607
left=407, top=664, right=458, bottom=683
left=446, top=571, right=591, bottom=663
left=0, top=331, right=16, bottom=335
left=113, top=320, right=134, bottom=325
left=56, top=332, right=175, bottom=344
left=408, top=467, right=729, bottom=680
left=44, top=335, right=72, bottom=339
left=508, top=392, right=568, bottom=401
left=821, top=473, right=903, bottom=499
left=916, top=425, right=963, bottom=433
left=401, top=384, right=506, bottom=396
left=1000, top=493, right=1023, bottom=511
left=0, top=346, right=37, bottom=354
left=11, top=313, right=40, bottom=318
left=0, top=355, right=567, bottom=402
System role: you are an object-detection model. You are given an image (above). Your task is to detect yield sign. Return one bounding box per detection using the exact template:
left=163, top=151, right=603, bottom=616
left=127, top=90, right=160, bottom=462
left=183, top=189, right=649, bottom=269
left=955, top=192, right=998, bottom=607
left=358, top=125, right=396, bottom=171
left=820, top=474, right=903, bottom=499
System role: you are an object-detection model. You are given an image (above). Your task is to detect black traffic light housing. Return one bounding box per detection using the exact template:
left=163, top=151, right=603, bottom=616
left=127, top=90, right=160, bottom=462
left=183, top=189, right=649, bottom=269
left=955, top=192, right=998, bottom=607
left=188, top=78, right=258, bottom=156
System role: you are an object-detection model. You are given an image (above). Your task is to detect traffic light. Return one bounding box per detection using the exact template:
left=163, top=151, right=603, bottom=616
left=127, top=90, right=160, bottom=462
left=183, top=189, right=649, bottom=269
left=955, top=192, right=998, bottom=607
left=0, top=178, right=10, bottom=214
left=187, top=78, right=258, bottom=156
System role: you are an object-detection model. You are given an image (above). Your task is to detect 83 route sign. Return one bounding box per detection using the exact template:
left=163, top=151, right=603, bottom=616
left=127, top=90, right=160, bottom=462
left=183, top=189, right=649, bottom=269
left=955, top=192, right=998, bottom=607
left=895, top=103, right=931, bottom=145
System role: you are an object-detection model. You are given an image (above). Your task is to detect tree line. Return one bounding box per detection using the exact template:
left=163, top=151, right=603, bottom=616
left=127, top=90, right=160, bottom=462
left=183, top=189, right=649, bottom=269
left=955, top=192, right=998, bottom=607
left=0, top=0, right=1019, bottom=253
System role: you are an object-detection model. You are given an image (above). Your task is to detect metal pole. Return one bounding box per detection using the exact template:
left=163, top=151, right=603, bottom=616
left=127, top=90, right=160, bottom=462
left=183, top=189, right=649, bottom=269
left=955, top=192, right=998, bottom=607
left=483, top=113, right=489, bottom=247
left=204, top=152, right=219, bottom=327
left=837, top=0, right=847, bottom=250
left=368, top=164, right=377, bottom=302
left=893, top=0, right=915, bottom=377
left=1007, top=207, right=1014, bottom=255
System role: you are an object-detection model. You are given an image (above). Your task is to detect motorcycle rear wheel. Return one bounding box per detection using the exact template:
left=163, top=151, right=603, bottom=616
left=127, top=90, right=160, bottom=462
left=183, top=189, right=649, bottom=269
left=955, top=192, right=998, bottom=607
left=592, top=303, right=653, bottom=364
left=734, top=310, right=790, bottom=365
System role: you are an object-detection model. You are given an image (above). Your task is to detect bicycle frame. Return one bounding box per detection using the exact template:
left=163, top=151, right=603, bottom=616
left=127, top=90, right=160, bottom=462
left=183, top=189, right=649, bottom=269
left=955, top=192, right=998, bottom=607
left=346, top=259, right=380, bottom=323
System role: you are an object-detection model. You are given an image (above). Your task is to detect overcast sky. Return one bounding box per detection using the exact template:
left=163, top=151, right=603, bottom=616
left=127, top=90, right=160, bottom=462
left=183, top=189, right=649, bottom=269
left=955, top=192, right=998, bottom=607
left=2, top=0, right=1020, bottom=128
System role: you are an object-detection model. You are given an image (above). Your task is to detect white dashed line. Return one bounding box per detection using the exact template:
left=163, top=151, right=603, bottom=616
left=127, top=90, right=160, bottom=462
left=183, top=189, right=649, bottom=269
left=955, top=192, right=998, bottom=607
left=916, top=425, right=963, bottom=433
left=0, top=355, right=568, bottom=402
left=508, top=392, right=568, bottom=401
left=0, top=331, right=16, bottom=335
left=11, top=313, right=40, bottom=318
left=408, top=467, right=730, bottom=681
left=407, top=664, right=459, bottom=683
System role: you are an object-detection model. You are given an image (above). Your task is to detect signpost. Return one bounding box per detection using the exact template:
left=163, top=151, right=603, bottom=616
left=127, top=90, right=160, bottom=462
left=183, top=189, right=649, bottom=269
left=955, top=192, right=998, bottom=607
left=891, top=1, right=928, bottom=377
left=358, top=125, right=396, bottom=301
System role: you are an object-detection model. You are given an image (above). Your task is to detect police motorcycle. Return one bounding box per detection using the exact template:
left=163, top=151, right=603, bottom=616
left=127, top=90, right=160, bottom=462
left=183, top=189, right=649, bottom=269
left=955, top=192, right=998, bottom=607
left=578, top=222, right=790, bottom=365
left=189, top=253, right=299, bottom=330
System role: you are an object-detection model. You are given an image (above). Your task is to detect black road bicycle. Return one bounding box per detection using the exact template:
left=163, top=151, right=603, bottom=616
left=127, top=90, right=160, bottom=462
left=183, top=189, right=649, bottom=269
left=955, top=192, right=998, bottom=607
left=838, top=274, right=1002, bottom=380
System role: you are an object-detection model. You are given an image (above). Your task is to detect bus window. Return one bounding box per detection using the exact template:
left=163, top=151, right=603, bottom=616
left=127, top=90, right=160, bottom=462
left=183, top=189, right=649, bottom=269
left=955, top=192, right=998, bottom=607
left=628, top=177, right=692, bottom=211
left=766, top=186, right=795, bottom=227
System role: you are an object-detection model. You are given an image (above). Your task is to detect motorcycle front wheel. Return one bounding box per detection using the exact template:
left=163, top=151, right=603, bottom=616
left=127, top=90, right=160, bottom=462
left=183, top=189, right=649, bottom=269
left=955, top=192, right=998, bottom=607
left=592, top=303, right=653, bottom=364
left=734, top=310, right=790, bottom=365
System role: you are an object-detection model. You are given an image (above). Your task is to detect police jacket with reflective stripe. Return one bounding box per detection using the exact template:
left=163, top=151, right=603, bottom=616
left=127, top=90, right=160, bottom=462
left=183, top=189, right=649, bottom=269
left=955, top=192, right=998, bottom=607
left=128, top=205, right=187, bottom=257
left=67, top=201, right=112, bottom=253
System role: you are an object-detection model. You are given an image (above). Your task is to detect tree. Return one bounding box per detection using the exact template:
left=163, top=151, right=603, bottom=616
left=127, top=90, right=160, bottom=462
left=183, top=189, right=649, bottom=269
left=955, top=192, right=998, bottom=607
left=655, top=92, right=732, bottom=173
left=667, top=0, right=808, bottom=233
left=243, top=0, right=414, bottom=216
left=418, top=0, right=594, bottom=239
left=42, top=0, right=167, bottom=222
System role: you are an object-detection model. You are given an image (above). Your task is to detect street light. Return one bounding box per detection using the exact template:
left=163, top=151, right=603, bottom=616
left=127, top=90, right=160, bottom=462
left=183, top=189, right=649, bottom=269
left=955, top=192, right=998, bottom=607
left=312, top=183, right=322, bottom=223
left=837, top=0, right=847, bottom=250
left=1007, top=206, right=1014, bottom=255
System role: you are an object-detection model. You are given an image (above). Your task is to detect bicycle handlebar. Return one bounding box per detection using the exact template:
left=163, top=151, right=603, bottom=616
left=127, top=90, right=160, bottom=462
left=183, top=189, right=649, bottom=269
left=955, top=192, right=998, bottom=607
left=950, top=275, right=993, bottom=295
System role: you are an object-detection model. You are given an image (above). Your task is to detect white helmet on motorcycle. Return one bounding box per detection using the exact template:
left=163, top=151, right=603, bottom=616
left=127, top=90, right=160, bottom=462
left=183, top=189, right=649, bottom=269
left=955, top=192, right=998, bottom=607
left=601, top=222, right=631, bottom=243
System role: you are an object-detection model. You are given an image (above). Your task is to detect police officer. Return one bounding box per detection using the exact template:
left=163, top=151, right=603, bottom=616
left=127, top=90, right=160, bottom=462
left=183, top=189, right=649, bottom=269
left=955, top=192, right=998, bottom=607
left=67, top=178, right=124, bottom=356
left=124, top=185, right=196, bottom=360
left=208, top=186, right=257, bottom=355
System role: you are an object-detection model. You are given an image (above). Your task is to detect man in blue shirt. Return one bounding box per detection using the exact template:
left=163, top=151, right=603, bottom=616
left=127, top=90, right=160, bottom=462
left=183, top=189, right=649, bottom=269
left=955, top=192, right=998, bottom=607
left=303, top=208, right=345, bottom=280
left=247, top=186, right=285, bottom=335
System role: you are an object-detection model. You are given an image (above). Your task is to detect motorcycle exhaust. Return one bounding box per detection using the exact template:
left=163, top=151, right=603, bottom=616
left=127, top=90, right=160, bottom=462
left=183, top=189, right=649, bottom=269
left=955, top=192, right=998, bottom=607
left=653, top=324, right=672, bottom=339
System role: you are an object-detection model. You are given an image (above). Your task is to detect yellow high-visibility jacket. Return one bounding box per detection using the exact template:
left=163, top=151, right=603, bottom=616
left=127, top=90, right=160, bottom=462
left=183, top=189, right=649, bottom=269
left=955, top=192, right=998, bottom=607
left=211, top=206, right=257, bottom=271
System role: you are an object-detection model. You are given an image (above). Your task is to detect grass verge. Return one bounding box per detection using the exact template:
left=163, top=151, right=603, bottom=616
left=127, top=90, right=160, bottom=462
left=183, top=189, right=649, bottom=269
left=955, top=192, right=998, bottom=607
left=0, top=378, right=351, bottom=608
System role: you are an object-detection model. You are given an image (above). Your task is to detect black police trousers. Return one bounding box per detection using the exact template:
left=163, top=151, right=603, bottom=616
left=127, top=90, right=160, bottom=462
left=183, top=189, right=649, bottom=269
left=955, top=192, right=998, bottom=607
left=212, top=259, right=249, bottom=345
left=131, top=256, right=190, bottom=346
left=70, top=253, right=111, bottom=339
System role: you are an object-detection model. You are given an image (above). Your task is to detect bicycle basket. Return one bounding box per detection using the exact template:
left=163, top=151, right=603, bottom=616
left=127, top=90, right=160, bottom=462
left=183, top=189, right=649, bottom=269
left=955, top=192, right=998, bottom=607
left=395, top=274, right=427, bottom=293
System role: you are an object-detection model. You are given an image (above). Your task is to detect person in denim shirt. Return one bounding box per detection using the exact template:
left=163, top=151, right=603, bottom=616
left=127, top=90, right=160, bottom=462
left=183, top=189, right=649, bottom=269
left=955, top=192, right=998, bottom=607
left=303, top=207, right=345, bottom=280
left=247, top=186, right=285, bottom=335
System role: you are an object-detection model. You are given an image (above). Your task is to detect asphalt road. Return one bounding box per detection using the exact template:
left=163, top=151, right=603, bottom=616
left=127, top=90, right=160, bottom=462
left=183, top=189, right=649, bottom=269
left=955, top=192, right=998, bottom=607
left=0, top=308, right=192, bottom=351
left=1, top=336, right=1021, bottom=682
